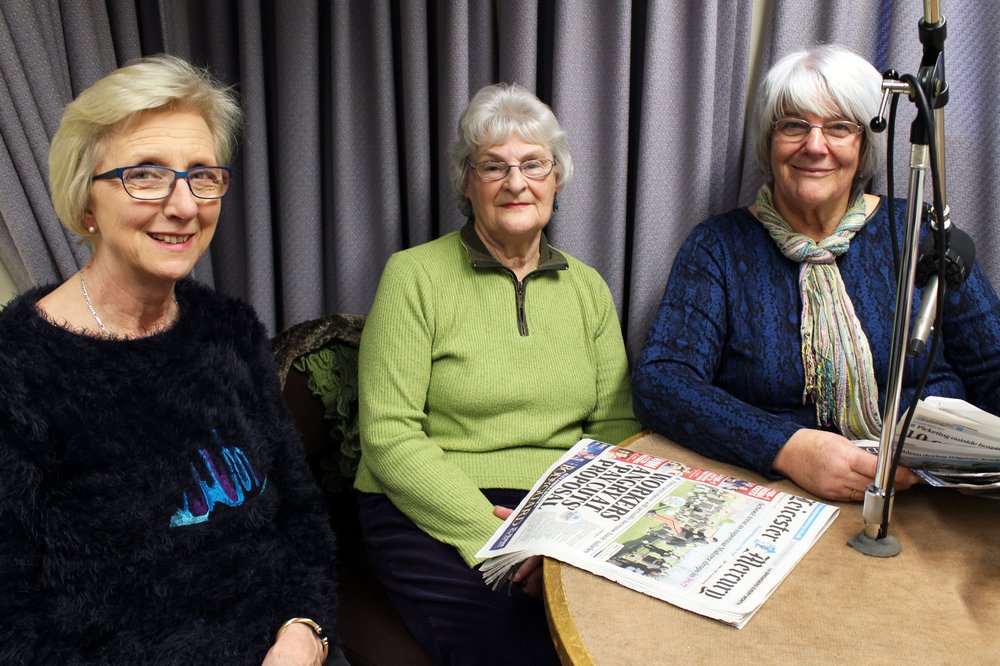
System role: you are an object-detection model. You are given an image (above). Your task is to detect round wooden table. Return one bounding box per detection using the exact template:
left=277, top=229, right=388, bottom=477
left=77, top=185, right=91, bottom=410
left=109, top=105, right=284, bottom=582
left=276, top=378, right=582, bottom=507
left=543, top=433, right=1000, bottom=665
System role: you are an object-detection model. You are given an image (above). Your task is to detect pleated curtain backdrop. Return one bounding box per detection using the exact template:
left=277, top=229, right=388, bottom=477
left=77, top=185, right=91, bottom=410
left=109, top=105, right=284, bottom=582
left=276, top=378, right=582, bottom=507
left=1, top=0, right=996, bottom=360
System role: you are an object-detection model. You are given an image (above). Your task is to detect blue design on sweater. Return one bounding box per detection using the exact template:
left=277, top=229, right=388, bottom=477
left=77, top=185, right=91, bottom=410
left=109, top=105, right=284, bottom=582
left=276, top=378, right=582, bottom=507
left=170, top=431, right=267, bottom=527
left=632, top=199, right=1000, bottom=478
left=0, top=278, right=336, bottom=661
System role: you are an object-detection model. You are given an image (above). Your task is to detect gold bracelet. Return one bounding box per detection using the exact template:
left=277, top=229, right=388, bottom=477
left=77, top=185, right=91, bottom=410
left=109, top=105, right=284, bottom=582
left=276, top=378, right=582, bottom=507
left=276, top=617, right=329, bottom=663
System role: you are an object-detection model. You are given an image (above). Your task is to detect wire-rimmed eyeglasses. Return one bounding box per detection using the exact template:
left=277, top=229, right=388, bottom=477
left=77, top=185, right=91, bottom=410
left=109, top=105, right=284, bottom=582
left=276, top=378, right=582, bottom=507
left=92, top=165, right=232, bottom=200
left=772, top=118, right=864, bottom=144
left=467, top=158, right=556, bottom=182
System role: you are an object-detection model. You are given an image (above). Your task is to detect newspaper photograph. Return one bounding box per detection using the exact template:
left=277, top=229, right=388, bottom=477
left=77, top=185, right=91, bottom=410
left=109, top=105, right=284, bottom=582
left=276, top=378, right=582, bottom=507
left=477, top=439, right=839, bottom=628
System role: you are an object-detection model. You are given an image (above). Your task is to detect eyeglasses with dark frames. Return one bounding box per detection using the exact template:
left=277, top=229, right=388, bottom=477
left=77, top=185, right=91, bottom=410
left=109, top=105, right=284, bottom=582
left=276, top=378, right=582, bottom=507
left=467, top=158, right=556, bottom=182
left=92, top=165, right=232, bottom=200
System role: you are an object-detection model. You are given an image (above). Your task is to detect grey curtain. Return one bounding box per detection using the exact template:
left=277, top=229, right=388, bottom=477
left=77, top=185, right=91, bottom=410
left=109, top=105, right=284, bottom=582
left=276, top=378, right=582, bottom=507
left=10, top=1, right=993, bottom=363
left=0, top=0, right=754, bottom=360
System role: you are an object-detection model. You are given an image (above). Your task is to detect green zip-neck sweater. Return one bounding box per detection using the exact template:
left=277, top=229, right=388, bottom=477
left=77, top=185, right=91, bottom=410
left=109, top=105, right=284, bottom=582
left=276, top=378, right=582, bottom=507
left=356, top=223, right=639, bottom=565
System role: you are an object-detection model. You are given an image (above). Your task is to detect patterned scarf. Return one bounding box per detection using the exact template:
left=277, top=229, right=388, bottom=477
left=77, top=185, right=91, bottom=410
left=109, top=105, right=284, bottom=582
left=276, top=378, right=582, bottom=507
left=755, top=185, right=882, bottom=440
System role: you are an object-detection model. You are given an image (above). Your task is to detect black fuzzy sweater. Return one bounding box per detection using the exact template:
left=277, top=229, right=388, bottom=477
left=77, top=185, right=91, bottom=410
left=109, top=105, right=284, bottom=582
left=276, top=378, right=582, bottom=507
left=0, top=280, right=337, bottom=664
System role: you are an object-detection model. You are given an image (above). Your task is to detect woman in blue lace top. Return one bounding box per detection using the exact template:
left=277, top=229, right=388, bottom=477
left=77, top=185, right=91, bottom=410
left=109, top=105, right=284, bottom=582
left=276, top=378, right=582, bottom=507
left=633, top=45, right=1000, bottom=502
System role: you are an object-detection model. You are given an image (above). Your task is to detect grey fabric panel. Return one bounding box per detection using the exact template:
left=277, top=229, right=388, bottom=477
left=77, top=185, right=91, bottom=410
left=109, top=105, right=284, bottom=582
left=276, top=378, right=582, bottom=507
left=327, top=0, right=404, bottom=320
left=0, top=68, right=61, bottom=287
left=627, top=0, right=754, bottom=357
left=547, top=0, right=634, bottom=312
left=227, top=2, right=277, bottom=330
left=397, top=0, right=435, bottom=249
left=497, top=0, right=539, bottom=90
left=272, top=2, right=324, bottom=326
left=0, top=1, right=88, bottom=287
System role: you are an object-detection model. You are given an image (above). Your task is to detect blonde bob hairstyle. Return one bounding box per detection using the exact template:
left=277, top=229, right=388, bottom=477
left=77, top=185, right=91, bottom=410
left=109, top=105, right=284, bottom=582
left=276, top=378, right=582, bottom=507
left=754, top=44, right=886, bottom=187
left=48, top=54, right=242, bottom=239
left=449, top=82, right=573, bottom=218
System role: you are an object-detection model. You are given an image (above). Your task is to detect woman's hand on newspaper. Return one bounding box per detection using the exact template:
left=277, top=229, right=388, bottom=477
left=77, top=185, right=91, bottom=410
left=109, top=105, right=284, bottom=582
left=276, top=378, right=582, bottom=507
left=493, top=506, right=544, bottom=598
left=772, top=428, right=918, bottom=502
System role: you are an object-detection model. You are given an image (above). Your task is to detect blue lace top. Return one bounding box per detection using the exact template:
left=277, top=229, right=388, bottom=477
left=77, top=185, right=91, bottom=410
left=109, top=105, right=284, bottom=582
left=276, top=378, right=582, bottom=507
left=632, top=197, right=1000, bottom=477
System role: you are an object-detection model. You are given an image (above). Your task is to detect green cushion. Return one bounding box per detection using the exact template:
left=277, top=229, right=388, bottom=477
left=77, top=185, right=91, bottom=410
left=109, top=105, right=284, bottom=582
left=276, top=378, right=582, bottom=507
left=294, top=343, right=361, bottom=492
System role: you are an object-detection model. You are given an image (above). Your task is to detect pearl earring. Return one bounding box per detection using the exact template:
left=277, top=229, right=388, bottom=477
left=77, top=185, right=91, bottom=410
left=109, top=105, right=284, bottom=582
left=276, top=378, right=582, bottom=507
left=87, top=226, right=97, bottom=234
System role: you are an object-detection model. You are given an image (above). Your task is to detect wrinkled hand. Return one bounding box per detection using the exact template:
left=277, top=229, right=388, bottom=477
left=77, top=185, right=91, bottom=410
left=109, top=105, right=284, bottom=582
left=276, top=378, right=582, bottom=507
left=493, top=506, right=544, bottom=598
left=261, top=622, right=324, bottom=666
left=772, top=428, right=919, bottom=502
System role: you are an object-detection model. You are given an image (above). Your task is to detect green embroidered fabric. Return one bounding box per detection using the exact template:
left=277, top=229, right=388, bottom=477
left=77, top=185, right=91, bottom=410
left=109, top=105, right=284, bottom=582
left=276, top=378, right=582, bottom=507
left=294, top=344, right=361, bottom=492
left=272, top=313, right=366, bottom=493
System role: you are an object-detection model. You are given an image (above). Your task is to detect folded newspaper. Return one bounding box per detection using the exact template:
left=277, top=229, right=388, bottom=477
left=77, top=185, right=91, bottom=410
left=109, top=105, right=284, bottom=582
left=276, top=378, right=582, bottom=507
left=856, top=397, right=1000, bottom=495
left=476, top=438, right=838, bottom=629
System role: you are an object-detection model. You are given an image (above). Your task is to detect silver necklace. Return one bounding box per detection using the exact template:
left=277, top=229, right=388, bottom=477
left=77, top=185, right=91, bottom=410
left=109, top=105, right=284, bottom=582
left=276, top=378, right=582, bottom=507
left=79, top=271, right=110, bottom=335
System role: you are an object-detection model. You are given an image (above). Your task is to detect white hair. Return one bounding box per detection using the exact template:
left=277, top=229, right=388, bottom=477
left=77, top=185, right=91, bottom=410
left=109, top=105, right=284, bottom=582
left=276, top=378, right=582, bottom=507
left=754, top=44, right=885, bottom=186
left=449, top=82, right=573, bottom=217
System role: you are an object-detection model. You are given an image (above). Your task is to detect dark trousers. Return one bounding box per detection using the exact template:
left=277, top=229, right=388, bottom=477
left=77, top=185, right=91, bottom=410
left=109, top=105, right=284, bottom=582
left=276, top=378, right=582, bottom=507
left=356, top=490, right=561, bottom=666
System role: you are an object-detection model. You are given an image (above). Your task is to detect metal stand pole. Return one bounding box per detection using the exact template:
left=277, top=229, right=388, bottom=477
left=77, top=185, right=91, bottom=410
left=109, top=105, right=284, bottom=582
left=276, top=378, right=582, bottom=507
left=850, top=0, right=948, bottom=557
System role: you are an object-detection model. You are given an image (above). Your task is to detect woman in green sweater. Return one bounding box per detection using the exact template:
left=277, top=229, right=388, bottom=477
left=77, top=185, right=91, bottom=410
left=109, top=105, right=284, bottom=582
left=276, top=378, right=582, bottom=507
left=356, top=82, right=639, bottom=664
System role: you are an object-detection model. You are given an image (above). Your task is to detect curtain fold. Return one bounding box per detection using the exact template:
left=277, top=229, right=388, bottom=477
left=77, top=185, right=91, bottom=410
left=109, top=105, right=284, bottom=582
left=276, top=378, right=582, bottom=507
left=14, top=1, right=991, bottom=366
left=626, top=1, right=754, bottom=354
left=548, top=1, right=634, bottom=321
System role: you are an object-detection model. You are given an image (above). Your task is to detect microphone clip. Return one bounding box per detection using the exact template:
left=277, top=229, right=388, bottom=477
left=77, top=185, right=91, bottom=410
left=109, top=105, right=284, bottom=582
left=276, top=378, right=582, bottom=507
left=913, top=203, right=975, bottom=290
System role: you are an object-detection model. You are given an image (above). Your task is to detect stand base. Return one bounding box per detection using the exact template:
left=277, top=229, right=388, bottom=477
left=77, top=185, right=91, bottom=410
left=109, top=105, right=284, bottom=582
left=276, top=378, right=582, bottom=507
left=848, top=531, right=901, bottom=557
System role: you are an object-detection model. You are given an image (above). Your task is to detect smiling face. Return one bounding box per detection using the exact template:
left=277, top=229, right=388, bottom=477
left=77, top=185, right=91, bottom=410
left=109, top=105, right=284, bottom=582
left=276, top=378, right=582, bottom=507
left=85, top=109, right=221, bottom=289
left=464, top=136, right=560, bottom=250
left=770, top=111, right=862, bottom=224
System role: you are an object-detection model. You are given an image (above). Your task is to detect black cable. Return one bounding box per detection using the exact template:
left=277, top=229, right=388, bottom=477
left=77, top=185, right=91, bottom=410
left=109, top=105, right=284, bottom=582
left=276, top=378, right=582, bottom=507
left=886, top=93, right=901, bottom=278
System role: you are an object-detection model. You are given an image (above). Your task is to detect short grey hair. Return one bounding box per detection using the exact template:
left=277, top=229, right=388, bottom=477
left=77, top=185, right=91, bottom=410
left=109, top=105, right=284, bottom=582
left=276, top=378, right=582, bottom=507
left=449, top=82, right=573, bottom=217
left=49, top=54, right=242, bottom=240
left=754, top=44, right=885, bottom=186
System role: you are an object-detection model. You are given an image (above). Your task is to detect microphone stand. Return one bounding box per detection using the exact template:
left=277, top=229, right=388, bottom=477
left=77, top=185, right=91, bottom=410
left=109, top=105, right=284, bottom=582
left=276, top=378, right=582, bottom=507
left=849, top=0, right=950, bottom=557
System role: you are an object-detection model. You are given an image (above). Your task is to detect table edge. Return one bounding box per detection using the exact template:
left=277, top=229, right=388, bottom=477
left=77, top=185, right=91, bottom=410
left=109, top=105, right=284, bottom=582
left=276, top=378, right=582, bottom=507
left=543, top=557, right=596, bottom=666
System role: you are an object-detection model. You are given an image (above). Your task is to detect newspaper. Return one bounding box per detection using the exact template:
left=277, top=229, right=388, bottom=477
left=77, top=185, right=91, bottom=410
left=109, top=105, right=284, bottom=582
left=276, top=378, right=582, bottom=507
left=476, top=438, right=838, bottom=629
left=855, top=397, right=1000, bottom=496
